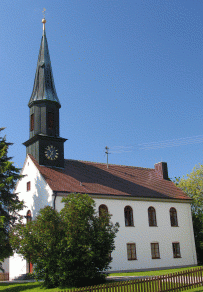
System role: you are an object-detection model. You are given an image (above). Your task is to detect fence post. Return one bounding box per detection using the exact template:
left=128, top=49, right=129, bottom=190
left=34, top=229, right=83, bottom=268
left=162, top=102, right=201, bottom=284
left=158, top=275, right=161, bottom=292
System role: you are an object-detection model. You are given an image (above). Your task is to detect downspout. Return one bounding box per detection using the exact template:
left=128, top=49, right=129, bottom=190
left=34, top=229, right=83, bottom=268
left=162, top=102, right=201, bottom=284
left=53, top=191, right=57, bottom=210
left=188, top=204, right=197, bottom=264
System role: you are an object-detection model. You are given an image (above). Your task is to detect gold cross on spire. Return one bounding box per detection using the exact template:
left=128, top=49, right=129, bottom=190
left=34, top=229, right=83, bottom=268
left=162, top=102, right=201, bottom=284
left=42, top=8, right=46, bottom=31
left=42, top=8, right=46, bottom=18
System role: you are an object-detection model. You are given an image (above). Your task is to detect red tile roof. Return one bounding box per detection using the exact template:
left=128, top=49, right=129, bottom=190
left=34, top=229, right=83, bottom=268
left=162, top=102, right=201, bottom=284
left=28, top=154, right=191, bottom=201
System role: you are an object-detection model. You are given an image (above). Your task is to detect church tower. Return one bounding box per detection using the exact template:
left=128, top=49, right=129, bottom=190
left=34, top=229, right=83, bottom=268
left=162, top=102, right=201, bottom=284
left=23, top=18, right=67, bottom=168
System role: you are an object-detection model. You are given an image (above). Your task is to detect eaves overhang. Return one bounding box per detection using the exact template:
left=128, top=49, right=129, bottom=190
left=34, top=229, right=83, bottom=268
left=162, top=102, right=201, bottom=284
left=52, top=191, right=192, bottom=204
left=23, top=134, right=67, bottom=147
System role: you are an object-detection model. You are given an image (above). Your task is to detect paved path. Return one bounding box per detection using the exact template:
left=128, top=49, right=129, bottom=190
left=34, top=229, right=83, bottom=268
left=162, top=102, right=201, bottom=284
left=106, top=275, right=150, bottom=282
left=0, top=280, right=32, bottom=283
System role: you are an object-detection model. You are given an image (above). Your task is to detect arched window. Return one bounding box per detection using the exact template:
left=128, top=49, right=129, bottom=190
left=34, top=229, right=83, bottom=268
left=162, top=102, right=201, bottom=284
left=148, top=207, right=157, bottom=226
left=124, top=206, right=134, bottom=226
left=26, top=210, right=32, bottom=223
left=99, top=204, right=108, bottom=217
left=170, top=207, right=178, bottom=227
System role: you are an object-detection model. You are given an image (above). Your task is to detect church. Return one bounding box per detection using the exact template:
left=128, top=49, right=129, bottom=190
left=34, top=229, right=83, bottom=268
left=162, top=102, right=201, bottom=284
left=3, top=18, right=197, bottom=280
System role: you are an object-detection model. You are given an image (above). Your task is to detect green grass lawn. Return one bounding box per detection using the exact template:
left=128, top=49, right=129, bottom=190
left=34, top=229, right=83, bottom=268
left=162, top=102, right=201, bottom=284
left=1, top=281, right=203, bottom=292
left=0, top=266, right=202, bottom=292
left=186, top=288, right=203, bottom=292
left=109, top=265, right=200, bottom=277
left=0, top=282, right=75, bottom=292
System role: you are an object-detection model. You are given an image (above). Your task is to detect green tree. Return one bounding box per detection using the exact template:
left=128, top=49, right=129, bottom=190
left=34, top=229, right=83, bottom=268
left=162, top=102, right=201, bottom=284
left=0, top=128, right=24, bottom=271
left=0, top=216, right=8, bottom=272
left=10, top=206, right=63, bottom=283
left=10, top=193, right=119, bottom=288
left=175, top=164, right=203, bottom=264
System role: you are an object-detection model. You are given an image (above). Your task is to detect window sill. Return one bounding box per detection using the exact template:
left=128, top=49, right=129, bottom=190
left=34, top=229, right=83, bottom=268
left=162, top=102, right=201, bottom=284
left=125, top=225, right=135, bottom=227
left=171, top=226, right=179, bottom=227
left=149, top=226, right=158, bottom=227
left=128, top=259, right=137, bottom=261
left=174, top=256, right=181, bottom=258
left=152, top=257, right=160, bottom=259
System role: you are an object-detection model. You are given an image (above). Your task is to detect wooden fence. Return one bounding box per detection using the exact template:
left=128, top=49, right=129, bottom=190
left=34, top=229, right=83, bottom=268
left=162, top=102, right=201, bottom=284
left=0, top=273, right=9, bottom=281
left=63, top=267, right=203, bottom=292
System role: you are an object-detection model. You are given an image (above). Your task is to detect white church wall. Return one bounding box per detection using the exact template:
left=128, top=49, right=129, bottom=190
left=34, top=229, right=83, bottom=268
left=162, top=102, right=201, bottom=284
left=16, top=155, right=54, bottom=221
left=96, top=198, right=197, bottom=271
left=9, top=155, right=54, bottom=280
left=56, top=195, right=197, bottom=272
left=9, top=253, right=26, bottom=280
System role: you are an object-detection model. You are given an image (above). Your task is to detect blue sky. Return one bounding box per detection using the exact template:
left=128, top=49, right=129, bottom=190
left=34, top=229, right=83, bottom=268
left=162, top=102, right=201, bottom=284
left=0, top=0, right=203, bottom=180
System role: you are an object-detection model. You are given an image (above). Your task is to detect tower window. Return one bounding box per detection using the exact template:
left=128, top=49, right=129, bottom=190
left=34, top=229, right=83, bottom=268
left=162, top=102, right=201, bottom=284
left=48, top=112, right=54, bottom=129
left=30, top=114, right=34, bottom=131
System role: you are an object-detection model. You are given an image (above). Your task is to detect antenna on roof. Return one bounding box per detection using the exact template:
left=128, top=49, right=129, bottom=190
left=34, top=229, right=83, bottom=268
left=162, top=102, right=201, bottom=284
left=105, top=146, right=110, bottom=168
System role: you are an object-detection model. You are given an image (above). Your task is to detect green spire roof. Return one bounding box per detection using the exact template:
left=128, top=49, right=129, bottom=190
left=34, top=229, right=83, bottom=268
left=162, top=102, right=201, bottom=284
left=28, top=19, right=61, bottom=108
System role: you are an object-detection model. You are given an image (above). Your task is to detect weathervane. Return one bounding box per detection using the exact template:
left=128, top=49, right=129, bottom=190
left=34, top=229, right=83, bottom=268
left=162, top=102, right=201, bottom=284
left=42, top=8, right=46, bottom=31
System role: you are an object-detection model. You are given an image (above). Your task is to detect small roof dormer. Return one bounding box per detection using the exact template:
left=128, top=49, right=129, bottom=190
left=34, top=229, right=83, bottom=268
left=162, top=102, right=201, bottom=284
left=28, top=18, right=61, bottom=108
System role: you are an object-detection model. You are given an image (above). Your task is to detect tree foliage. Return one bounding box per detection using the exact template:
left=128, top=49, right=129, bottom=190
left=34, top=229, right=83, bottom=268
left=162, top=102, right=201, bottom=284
left=10, top=193, right=119, bottom=288
left=175, top=164, right=203, bottom=264
left=0, top=215, right=8, bottom=272
left=0, top=128, right=24, bottom=271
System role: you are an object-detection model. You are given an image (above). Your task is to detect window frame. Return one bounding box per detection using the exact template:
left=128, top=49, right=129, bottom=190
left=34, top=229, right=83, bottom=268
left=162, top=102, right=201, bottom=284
left=124, top=205, right=134, bottom=227
left=151, top=243, right=160, bottom=259
left=170, top=207, right=178, bottom=227
left=148, top=206, right=157, bottom=227
left=127, top=243, right=137, bottom=260
left=48, top=112, right=54, bottom=130
left=30, top=114, right=34, bottom=131
left=26, top=210, right=32, bottom=223
left=27, top=181, right=31, bottom=191
left=99, top=204, right=108, bottom=217
left=172, top=242, right=181, bottom=258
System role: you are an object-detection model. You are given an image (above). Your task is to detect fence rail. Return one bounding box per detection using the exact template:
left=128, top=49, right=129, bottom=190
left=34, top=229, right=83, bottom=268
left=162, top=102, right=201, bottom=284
left=0, top=273, right=9, bottom=281
left=64, top=267, right=203, bottom=292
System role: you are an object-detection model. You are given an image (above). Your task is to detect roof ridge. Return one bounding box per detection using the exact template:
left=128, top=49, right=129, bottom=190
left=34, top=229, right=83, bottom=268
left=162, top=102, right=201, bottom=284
left=64, top=158, right=153, bottom=170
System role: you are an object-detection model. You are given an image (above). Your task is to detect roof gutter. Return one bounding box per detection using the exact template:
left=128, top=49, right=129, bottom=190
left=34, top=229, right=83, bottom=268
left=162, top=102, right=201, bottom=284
left=51, top=191, right=192, bottom=204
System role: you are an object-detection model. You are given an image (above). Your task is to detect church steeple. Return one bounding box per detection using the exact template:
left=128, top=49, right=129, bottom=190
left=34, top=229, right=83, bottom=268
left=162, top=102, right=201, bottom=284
left=23, top=17, right=67, bottom=168
left=28, top=18, right=60, bottom=108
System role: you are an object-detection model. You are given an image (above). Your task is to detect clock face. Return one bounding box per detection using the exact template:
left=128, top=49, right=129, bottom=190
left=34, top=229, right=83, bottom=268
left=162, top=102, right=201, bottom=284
left=45, top=145, right=59, bottom=160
